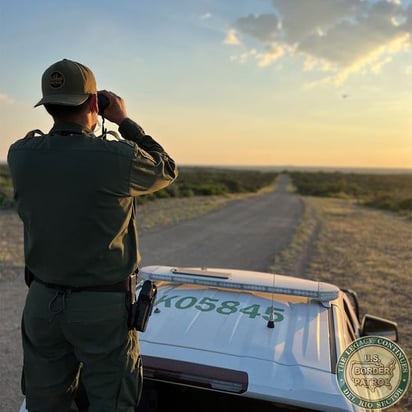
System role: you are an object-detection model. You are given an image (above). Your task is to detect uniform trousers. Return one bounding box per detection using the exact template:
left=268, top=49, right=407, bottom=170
left=21, top=281, right=142, bottom=412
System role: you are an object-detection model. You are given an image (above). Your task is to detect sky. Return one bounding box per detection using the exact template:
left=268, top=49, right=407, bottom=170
left=0, top=0, right=411, bottom=169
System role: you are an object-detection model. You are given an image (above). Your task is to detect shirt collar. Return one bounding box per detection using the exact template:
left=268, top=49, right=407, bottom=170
left=50, top=122, right=95, bottom=137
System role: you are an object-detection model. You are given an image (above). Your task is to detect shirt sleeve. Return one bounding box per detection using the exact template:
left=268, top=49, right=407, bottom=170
left=118, top=118, right=178, bottom=196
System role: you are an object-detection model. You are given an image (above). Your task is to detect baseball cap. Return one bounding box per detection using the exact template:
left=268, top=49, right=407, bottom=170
left=34, top=59, right=97, bottom=107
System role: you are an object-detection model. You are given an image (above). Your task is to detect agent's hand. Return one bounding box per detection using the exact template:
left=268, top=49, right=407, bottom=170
left=98, top=90, right=128, bottom=125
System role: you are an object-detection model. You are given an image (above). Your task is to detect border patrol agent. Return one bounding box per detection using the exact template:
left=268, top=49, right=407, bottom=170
left=7, top=59, right=178, bottom=411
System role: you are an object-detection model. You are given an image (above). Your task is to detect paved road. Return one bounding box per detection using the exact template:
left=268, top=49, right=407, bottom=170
left=1, top=174, right=304, bottom=412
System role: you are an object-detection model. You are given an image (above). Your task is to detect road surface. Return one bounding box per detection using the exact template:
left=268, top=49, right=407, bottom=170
left=139, top=174, right=304, bottom=271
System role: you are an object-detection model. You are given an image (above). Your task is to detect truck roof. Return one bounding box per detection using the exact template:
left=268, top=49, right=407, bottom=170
left=138, top=266, right=356, bottom=411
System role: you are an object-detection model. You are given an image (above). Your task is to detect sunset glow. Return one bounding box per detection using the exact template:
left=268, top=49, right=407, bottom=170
left=1, top=0, right=411, bottom=169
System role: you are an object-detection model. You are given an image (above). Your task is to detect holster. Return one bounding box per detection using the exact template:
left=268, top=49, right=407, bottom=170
left=128, top=275, right=157, bottom=332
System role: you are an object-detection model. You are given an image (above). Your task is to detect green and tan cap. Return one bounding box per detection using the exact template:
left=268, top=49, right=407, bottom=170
left=34, top=59, right=97, bottom=107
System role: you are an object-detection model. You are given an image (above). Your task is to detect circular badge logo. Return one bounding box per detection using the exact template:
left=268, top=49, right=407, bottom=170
left=336, top=336, right=410, bottom=410
left=49, top=71, right=65, bottom=89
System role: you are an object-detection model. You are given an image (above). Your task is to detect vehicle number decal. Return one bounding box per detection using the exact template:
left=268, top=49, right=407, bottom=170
left=155, top=294, right=285, bottom=322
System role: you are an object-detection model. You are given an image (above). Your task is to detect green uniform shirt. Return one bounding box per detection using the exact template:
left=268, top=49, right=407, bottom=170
left=7, top=118, right=178, bottom=287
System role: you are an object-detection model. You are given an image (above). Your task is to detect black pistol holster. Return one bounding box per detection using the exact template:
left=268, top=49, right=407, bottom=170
left=128, top=274, right=157, bottom=332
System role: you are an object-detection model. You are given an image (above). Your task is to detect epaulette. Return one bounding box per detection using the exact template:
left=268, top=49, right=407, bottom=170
left=24, top=129, right=45, bottom=139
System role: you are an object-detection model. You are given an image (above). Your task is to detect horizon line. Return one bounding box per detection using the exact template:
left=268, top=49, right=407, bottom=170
left=179, top=164, right=412, bottom=172
left=1, top=160, right=411, bottom=174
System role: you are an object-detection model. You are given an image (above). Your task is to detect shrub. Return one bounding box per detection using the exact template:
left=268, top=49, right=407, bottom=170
left=289, top=171, right=412, bottom=215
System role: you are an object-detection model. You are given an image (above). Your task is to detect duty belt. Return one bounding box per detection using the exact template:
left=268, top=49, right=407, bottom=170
left=27, top=269, right=134, bottom=293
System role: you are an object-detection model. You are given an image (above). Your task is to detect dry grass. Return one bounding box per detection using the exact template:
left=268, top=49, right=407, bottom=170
left=272, top=196, right=412, bottom=412
left=0, top=209, right=25, bottom=280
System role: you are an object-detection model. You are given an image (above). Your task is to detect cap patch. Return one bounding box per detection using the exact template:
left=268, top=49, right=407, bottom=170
left=49, top=71, right=65, bottom=89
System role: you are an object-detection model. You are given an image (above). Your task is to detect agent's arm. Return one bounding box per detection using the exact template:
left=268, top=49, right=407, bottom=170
left=98, top=90, right=178, bottom=195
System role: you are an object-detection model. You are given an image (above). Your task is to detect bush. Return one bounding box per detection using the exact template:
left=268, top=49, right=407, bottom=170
left=288, top=171, right=412, bottom=215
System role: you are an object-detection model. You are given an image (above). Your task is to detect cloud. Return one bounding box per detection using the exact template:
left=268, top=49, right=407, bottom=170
left=226, top=0, right=412, bottom=84
left=234, top=13, right=280, bottom=43
left=0, top=93, right=15, bottom=104
left=256, top=44, right=286, bottom=67
left=224, top=28, right=241, bottom=45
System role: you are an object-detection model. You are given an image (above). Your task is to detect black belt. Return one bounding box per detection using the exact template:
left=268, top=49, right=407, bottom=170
left=30, top=272, right=131, bottom=293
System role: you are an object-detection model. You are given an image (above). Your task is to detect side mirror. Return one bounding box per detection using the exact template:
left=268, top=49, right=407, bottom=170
left=360, top=314, right=399, bottom=342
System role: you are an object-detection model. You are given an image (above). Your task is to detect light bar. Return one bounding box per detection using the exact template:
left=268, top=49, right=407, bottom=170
left=139, top=267, right=339, bottom=303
